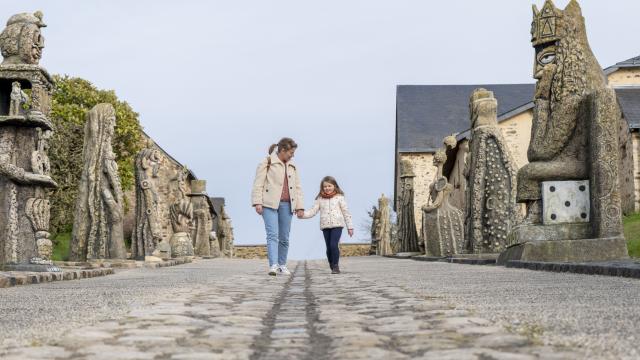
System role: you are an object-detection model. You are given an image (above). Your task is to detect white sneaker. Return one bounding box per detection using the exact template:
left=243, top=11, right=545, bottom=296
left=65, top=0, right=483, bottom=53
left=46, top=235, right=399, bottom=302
left=268, top=264, right=278, bottom=276
left=278, top=265, right=291, bottom=275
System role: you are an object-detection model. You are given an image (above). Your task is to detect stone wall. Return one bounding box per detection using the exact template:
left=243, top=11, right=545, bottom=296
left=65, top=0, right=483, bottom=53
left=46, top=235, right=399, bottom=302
left=233, top=243, right=372, bottom=260
left=608, top=68, right=640, bottom=86
left=339, top=243, right=371, bottom=257
left=234, top=245, right=268, bottom=259
left=498, top=110, right=533, bottom=169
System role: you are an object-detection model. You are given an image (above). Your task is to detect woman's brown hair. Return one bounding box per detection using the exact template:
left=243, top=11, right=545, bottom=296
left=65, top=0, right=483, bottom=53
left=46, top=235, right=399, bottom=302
left=268, top=137, right=298, bottom=154
left=316, top=176, right=345, bottom=199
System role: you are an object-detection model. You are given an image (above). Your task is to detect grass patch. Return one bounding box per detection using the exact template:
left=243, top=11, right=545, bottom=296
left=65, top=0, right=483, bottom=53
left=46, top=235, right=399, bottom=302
left=623, top=213, right=640, bottom=258
left=51, top=231, right=71, bottom=261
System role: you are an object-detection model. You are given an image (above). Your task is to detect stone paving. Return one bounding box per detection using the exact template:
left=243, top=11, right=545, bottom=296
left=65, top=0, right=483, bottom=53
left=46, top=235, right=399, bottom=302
left=1, top=257, right=636, bottom=359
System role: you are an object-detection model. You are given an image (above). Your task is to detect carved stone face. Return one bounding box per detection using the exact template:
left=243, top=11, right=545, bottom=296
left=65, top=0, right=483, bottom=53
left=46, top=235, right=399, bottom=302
left=533, top=43, right=557, bottom=101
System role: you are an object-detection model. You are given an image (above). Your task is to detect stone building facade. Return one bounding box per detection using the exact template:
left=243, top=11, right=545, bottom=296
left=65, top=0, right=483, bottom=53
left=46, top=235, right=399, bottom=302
left=396, top=56, right=640, bottom=236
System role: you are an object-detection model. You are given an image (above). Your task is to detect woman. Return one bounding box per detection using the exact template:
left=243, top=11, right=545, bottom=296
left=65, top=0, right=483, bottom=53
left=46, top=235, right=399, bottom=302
left=251, top=137, right=304, bottom=276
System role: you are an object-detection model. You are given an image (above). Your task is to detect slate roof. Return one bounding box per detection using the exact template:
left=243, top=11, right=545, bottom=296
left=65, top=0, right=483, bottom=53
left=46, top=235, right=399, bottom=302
left=616, top=87, right=640, bottom=129
left=396, top=84, right=535, bottom=153
left=605, top=55, right=640, bottom=74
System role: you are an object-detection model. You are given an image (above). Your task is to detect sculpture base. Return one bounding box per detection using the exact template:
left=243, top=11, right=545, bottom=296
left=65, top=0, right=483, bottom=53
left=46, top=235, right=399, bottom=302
left=394, top=252, right=422, bottom=258
left=3, top=263, right=62, bottom=272
left=498, top=236, right=628, bottom=265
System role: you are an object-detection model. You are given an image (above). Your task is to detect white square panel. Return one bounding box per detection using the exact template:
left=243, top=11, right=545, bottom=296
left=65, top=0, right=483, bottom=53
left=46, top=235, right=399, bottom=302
left=542, top=180, right=590, bottom=225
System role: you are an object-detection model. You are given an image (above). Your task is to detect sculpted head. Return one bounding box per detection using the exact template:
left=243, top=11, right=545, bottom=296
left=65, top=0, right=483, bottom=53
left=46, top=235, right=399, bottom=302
left=469, top=88, right=497, bottom=128
left=531, top=0, right=604, bottom=102
left=0, top=12, right=46, bottom=65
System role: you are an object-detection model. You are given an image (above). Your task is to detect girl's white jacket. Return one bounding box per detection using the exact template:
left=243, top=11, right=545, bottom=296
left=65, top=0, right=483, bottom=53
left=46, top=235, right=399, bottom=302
left=302, top=195, right=354, bottom=230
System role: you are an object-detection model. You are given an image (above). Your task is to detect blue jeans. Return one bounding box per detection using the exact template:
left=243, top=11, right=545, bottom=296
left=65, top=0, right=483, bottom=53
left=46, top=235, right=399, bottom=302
left=322, top=227, right=342, bottom=268
left=262, top=201, right=292, bottom=267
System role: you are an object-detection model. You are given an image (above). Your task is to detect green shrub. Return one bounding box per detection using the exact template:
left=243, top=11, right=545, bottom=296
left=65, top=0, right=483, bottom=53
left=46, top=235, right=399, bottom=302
left=623, top=213, right=640, bottom=258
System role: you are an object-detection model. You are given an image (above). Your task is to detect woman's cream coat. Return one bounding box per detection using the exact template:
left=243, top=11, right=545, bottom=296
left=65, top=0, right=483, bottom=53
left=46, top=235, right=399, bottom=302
left=251, top=153, right=304, bottom=213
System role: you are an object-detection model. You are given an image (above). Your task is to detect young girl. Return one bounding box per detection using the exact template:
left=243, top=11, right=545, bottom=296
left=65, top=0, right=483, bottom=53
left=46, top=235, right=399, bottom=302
left=300, top=176, right=354, bottom=274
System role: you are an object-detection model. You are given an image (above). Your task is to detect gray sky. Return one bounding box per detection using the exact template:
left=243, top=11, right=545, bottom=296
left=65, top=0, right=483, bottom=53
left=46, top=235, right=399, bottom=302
left=9, top=1, right=640, bottom=260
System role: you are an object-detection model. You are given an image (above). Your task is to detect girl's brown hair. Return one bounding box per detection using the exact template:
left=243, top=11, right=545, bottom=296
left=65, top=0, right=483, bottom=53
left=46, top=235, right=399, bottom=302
left=268, top=137, right=298, bottom=154
left=316, top=176, right=345, bottom=199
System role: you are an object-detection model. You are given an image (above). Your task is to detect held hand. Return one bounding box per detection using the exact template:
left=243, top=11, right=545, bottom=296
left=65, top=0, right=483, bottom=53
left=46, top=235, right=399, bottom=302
left=348, top=229, right=354, bottom=237
left=255, top=205, right=263, bottom=215
left=296, top=210, right=304, bottom=218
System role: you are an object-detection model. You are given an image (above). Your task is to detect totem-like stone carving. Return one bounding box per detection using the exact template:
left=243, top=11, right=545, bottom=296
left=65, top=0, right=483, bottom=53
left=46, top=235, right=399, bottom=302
left=396, top=160, right=420, bottom=253
left=70, top=104, right=126, bottom=261
left=376, top=194, right=393, bottom=256
left=499, top=0, right=628, bottom=263
left=217, top=205, right=234, bottom=258
left=26, top=198, right=52, bottom=263
left=422, top=140, right=464, bottom=257
left=188, top=179, right=220, bottom=257
left=31, top=128, right=51, bottom=175
left=0, top=11, right=46, bottom=65
left=0, top=12, right=57, bottom=271
left=169, top=199, right=194, bottom=257
left=131, top=148, right=163, bottom=259
left=464, top=89, right=519, bottom=254
left=9, top=82, right=27, bottom=116
left=368, top=204, right=380, bottom=255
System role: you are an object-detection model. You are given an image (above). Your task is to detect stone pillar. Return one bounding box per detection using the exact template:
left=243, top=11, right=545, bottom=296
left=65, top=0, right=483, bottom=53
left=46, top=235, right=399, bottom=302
left=377, top=194, right=393, bottom=256
left=0, top=12, right=59, bottom=271
left=131, top=148, right=163, bottom=259
left=70, top=104, right=126, bottom=261
left=464, top=89, right=519, bottom=254
left=421, top=139, right=464, bottom=257
left=188, top=179, right=220, bottom=257
left=396, top=160, right=420, bottom=254
left=217, top=205, right=234, bottom=258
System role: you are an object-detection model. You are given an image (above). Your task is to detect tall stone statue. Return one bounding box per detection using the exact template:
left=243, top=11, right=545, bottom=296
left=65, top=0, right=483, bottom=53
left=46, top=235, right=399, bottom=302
left=396, top=160, right=420, bottom=253
left=377, top=194, right=393, bottom=256
left=500, top=0, right=628, bottom=263
left=368, top=205, right=380, bottom=255
left=464, top=89, right=519, bottom=254
left=70, top=104, right=126, bottom=261
left=169, top=199, right=195, bottom=257
left=422, top=140, right=464, bottom=257
left=217, top=205, right=234, bottom=258
left=131, top=148, right=163, bottom=259
left=0, top=12, right=58, bottom=271
left=188, top=179, right=220, bottom=257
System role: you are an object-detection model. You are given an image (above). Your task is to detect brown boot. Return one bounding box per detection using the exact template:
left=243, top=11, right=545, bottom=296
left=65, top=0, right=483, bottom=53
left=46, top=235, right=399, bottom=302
left=332, top=265, right=340, bottom=274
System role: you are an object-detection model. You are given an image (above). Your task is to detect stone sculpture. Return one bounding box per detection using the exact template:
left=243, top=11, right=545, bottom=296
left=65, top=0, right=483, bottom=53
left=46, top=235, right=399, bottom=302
left=9, top=81, right=27, bottom=116
left=396, top=160, right=420, bottom=253
left=0, top=11, right=46, bottom=65
left=188, top=179, right=220, bottom=257
left=499, top=0, right=628, bottom=263
left=217, top=205, right=234, bottom=258
left=131, top=148, right=163, bottom=259
left=169, top=199, right=194, bottom=257
left=464, top=89, right=519, bottom=254
left=422, top=140, right=464, bottom=257
left=368, top=205, right=380, bottom=255
left=70, top=104, right=126, bottom=261
left=376, top=194, right=393, bottom=256
left=0, top=12, right=58, bottom=271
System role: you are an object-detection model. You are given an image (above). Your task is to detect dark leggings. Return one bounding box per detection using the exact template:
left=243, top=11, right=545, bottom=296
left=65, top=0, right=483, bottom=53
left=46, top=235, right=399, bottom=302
left=322, top=227, right=343, bottom=267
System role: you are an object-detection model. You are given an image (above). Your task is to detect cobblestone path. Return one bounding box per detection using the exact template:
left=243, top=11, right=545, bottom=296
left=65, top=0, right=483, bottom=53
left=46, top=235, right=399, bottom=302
left=0, top=258, right=587, bottom=359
